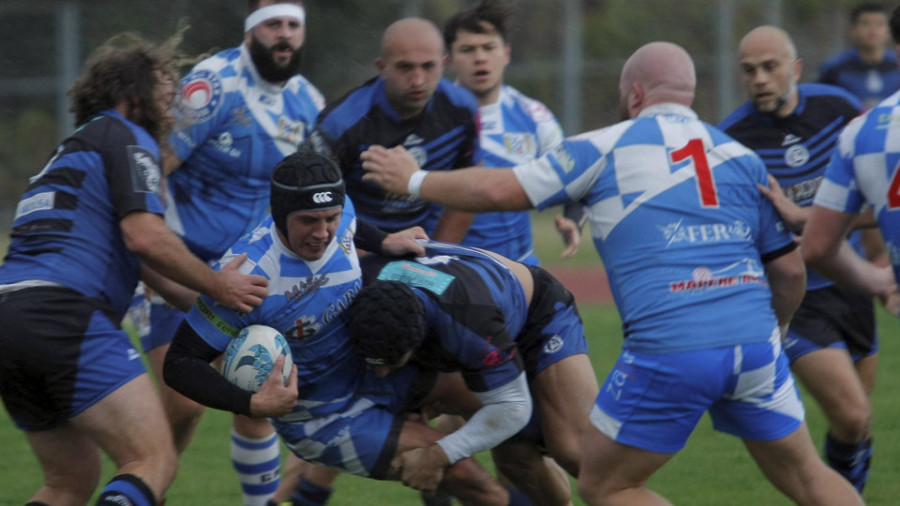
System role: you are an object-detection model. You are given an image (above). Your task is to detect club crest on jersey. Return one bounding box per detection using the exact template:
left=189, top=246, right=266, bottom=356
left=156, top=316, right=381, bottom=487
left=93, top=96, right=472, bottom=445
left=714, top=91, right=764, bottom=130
left=127, top=146, right=161, bottom=194
left=180, top=70, right=224, bottom=123
left=503, top=133, right=537, bottom=157
left=784, top=144, right=810, bottom=168
left=285, top=315, right=322, bottom=340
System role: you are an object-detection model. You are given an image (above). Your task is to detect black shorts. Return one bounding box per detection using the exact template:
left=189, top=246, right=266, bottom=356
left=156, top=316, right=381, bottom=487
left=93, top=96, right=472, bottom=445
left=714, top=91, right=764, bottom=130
left=0, top=286, right=145, bottom=431
left=784, top=284, right=877, bottom=361
left=516, top=265, right=588, bottom=378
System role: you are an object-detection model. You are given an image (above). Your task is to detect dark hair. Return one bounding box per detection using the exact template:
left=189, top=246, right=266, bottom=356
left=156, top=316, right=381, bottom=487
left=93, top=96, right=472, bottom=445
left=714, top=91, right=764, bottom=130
left=347, top=281, right=426, bottom=366
left=68, top=32, right=181, bottom=142
left=890, top=5, right=900, bottom=43
left=852, top=3, right=887, bottom=24
left=270, top=148, right=345, bottom=236
left=443, top=0, right=514, bottom=49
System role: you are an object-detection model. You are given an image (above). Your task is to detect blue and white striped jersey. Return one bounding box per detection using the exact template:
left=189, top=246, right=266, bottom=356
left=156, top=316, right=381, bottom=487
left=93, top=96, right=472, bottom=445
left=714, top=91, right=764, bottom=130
left=462, top=85, right=564, bottom=264
left=183, top=201, right=367, bottom=420
left=815, top=89, right=900, bottom=288
left=513, top=103, right=796, bottom=353
left=165, top=44, right=324, bottom=261
left=0, top=109, right=165, bottom=320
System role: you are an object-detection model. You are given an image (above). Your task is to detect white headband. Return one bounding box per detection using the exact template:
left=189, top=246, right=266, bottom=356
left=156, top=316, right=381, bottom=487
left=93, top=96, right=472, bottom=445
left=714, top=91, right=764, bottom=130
left=245, top=4, right=306, bottom=32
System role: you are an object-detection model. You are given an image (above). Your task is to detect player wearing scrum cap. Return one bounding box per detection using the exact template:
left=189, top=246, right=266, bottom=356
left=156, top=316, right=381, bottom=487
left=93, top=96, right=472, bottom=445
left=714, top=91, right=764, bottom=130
left=164, top=150, right=530, bottom=506
left=121, top=1, right=324, bottom=503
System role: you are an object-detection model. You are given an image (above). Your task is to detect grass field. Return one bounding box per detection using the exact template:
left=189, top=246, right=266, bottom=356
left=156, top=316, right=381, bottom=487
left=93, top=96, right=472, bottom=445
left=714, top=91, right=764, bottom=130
left=2, top=215, right=900, bottom=504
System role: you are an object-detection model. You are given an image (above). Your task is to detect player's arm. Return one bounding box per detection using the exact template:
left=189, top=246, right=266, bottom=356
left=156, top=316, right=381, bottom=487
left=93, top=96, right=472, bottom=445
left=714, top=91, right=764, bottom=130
left=355, top=219, right=428, bottom=256
left=139, top=263, right=198, bottom=312
left=432, top=208, right=475, bottom=243
left=161, top=148, right=183, bottom=176
left=361, top=145, right=532, bottom=212
left=163, top=321, right=296, bottom=417
left=394, top=373, right=532, bottom=492
left=802, top=205, right=897, bottom=297
left=121, top=211, right=268, bottom=312
left=762, top=244, right=806, bottom=335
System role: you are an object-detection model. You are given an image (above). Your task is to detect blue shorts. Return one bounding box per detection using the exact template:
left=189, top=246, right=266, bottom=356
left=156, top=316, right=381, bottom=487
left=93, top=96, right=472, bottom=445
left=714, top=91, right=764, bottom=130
left=0, top=287, right=146, bottom=431
left=783, top=285, right=877, bottom=362
left=126, top=286, right=185, bottom=352
left=273, top=362, right=432, bottom=479
left=590, top=328, right=804, bottom=454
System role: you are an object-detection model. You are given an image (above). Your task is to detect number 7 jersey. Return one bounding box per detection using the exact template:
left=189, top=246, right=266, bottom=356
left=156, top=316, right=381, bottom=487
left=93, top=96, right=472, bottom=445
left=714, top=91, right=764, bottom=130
left=512, top=103, right=796, bottom=353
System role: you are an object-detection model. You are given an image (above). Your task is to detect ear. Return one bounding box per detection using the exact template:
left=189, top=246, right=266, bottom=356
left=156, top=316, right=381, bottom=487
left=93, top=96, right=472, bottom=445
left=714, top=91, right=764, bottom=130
left=792, top=58, right=803, bottom=82
left=375, top=57, right=385, bottom=72
left=628, top=82, right=644, bottom=115
left=244, top=30, right=253, bottom=47
left=503, top=43, right=511, bottom=66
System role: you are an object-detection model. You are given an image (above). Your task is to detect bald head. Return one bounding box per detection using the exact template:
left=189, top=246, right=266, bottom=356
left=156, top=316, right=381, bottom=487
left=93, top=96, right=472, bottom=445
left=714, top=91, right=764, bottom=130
left=737, top=25, right=801, bottom=117
left=381, top=17, right=444, bottom=58
left=377, top=18, right=446, bottom=119
left=739, top=25, right=797, bottom=62
left=619, top=42, right=695, bottom=119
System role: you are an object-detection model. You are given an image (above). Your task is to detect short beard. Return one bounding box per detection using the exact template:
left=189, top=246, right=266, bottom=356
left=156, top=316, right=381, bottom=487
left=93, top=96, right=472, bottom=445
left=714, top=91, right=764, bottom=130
left=248, top=35, right=303, bottom=84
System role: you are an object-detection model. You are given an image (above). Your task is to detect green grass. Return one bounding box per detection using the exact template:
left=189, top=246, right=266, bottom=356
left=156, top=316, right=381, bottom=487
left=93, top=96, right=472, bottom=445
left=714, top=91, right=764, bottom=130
left=3, top=216, right=900, bottom=504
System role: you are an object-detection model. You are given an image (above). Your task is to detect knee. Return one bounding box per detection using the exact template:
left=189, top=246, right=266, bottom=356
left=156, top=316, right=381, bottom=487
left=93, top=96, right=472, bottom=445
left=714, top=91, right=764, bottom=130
left=830, top=402, right=872, bottom=442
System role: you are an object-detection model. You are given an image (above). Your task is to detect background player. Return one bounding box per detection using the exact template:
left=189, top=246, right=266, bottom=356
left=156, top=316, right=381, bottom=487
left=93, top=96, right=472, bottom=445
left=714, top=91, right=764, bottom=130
left=0, top=32, right=267, bottom=506
left=818, top=2, right=900, bottom=110
left=305, top=17, right=481, bottom=243
left=719, top=25, right=877, bottom=492
left=357, top=41, right=864, bottom=506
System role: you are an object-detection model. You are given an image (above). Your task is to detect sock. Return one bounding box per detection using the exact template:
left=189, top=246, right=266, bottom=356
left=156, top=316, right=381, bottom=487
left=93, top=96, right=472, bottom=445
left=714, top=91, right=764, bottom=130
left=824, top=433, right=872, bottom=493
left=289, top=476, right=333, bottom=506
left=504, top=485, right=536, bottom=506
left=96, top=474, right=156, bottom=506
left=231, top=429, right=281, bottom=506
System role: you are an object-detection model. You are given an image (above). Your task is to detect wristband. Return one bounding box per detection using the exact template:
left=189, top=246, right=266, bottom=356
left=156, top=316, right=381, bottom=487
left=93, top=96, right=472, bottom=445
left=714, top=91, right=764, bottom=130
left=407, top=170, right=428, bottom=197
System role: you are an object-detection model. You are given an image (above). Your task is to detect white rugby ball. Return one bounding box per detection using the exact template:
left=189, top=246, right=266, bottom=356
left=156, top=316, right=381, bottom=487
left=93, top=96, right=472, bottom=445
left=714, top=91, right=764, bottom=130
left=222, top=325, right=292, bottom=392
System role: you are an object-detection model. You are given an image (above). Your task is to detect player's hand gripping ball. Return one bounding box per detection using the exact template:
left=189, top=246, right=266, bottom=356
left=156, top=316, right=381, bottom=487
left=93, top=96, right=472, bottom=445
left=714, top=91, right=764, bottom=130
left=222, top=325, right=292, bottom=392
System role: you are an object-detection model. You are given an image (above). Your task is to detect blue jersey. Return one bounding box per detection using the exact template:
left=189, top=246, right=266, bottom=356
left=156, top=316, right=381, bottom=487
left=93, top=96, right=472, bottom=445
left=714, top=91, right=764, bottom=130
left=183, top=204, right=366, bottom=421
left=719, top=83, right=862, bottom=290
left=307, top=77, right=481, bottom=233
left=165, top=44, right=324, bottom=261
left=361, top=242, right=527, bottom=392
left=818, top=48, right=900, bottom=110
left=0, top=110, right=165, bottom=320
left=815, top=89, right=900, bottom=290
left=461, top=85, right=564, bottom=264
left=513, top=103, right=796, bottom=353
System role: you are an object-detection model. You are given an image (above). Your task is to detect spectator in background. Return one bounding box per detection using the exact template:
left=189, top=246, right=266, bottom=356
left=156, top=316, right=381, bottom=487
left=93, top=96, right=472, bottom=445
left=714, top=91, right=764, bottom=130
left=819, top=2, right=900, bottom=110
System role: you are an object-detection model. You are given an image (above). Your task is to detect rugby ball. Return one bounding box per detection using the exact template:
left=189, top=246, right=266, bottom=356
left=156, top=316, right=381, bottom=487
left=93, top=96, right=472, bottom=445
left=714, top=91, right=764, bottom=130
left=222, top=325, right=292, bottom=392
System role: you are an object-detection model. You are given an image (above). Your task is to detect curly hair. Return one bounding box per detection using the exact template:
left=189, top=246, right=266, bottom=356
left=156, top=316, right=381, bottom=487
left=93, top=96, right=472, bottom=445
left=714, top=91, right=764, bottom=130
left=68, top=31, right=183, bottom=142
left=347, top=281, right=426, bottom=365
